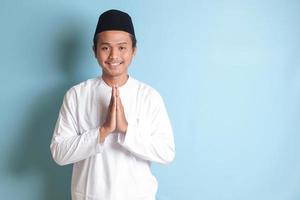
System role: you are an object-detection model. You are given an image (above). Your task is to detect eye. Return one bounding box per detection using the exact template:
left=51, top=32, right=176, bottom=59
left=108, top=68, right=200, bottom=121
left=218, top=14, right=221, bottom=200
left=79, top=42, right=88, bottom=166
left=101, top=46, right=109, bottom=51
left=119, top=46, right=127, bottom=51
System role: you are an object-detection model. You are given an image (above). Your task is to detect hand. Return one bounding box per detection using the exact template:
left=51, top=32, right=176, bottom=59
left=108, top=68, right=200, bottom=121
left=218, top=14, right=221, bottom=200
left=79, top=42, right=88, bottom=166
left=100, top=86, right=117, bottom=137
left=99, top=86, right=128, bottom=143
left=115, top=86, right=128, bottom=133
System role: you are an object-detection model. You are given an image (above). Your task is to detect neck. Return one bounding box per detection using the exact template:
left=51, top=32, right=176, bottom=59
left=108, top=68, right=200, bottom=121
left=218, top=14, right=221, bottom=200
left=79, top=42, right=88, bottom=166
left=102, top=74, right=129, bottom=87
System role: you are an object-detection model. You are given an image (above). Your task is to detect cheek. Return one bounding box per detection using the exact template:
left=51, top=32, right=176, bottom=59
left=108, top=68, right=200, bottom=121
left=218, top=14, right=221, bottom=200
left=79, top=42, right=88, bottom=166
left=97, top=53, right=107, bottom=63
left=123, top=53, right=134, bottom=61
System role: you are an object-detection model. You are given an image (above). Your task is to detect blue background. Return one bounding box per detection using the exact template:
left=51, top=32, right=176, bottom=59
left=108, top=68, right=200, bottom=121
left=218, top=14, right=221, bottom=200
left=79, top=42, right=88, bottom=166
left=1, top=0, right=300, bottom=199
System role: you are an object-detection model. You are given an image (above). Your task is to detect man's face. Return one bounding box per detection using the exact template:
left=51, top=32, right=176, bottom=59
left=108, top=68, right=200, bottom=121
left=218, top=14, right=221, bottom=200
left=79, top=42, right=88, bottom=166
left=94, top=30, right=136, bottom=81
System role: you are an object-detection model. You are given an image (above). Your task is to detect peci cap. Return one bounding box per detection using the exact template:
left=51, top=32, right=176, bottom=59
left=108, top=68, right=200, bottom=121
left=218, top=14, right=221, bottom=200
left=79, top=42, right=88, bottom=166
left=93, top=9, right=135, bottom=46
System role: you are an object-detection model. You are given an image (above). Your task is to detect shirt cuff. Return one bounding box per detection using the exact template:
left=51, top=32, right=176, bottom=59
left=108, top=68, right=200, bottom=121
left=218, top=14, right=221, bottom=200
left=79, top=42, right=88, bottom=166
left=118, top=122, right=138, bottom=148
left=89, top=127, right=104, bottom=153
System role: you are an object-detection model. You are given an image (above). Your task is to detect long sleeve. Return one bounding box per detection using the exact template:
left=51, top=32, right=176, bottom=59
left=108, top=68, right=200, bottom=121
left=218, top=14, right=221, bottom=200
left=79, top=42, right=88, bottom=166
left=118, top=90, right=175, bottom=164
left=50, top=89, right=103, bottom=166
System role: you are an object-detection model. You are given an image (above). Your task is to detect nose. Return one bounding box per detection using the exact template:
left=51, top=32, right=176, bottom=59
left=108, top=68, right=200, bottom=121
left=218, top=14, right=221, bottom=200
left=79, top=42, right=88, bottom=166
left=109, top=47, right=118, bottom=59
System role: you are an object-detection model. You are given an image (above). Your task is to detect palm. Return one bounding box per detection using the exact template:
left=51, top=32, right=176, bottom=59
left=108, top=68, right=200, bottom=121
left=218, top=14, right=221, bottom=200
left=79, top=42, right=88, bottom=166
left=102, top=86, right=127, bottom=134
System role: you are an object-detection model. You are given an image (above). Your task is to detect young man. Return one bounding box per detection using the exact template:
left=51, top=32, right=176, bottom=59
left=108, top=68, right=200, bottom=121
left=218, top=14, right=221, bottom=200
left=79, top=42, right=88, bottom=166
left=50, top=9, right=175, bottom=200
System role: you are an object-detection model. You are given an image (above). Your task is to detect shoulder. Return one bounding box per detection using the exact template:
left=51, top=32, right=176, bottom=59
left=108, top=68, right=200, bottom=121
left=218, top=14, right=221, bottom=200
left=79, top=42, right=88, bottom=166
left=131, top=77, right=164, bottom=103
left=71, top=77, right=100, bottom=91
left=64, top=77, right=100, bottom=99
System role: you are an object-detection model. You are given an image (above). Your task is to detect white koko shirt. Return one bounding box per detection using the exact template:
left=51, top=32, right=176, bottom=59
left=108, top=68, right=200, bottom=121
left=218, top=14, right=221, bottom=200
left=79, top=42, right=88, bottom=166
left=50, top=76, right=175, bottom=200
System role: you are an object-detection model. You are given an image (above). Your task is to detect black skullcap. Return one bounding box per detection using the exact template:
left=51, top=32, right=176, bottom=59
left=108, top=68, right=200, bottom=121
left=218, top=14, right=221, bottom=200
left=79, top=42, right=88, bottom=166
left=93, top=9, right=135, bottom=45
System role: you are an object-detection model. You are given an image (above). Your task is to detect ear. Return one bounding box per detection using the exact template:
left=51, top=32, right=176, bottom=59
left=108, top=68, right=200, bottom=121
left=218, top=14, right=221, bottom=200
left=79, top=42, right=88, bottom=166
left=132, top=47, right=137, bottom=57
left=92, top=45, right=97, bottom=57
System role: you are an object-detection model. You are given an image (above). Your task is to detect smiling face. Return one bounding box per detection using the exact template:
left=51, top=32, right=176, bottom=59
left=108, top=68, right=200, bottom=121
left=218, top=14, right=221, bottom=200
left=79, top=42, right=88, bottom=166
left=93, top=30, right=136, bottom=86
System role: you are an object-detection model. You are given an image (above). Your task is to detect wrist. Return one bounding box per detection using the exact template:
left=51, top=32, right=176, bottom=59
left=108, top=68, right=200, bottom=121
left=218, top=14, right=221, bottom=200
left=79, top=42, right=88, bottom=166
left=99, top=126, right=109, bottom=143
left=122, top=123, right=128, bottom=134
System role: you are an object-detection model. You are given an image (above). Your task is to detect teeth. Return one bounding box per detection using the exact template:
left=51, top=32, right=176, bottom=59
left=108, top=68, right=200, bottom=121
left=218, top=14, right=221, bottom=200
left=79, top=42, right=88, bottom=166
left=108, top=62, right=120, bottom=66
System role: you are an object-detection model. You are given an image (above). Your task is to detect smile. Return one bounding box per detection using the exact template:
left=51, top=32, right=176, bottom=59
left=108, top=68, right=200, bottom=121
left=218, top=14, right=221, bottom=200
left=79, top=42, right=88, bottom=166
left=109, top=63, right=121, bottom=66
left=106, top=61, right=123, bottom=67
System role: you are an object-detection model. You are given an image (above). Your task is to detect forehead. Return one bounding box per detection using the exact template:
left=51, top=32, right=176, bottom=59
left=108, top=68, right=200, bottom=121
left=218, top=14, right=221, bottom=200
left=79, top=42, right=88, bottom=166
left=98, top=30, right=132, bottom=45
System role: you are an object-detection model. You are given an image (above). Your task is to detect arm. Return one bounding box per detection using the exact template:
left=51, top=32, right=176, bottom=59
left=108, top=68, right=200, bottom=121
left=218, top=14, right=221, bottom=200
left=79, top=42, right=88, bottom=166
left=50, top=89, right=103, bottom=166
left=118, top=91, right=175, bottom=164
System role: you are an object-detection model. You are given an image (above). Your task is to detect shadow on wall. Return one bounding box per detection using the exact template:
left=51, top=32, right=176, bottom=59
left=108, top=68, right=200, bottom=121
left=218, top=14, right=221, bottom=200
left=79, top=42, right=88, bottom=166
left=10, top=22, right=87, bottom=200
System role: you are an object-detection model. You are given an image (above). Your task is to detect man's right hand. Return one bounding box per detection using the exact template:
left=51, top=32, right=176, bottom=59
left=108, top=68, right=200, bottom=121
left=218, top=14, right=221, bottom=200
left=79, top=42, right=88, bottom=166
left=99, top=86, right=117, bottom=143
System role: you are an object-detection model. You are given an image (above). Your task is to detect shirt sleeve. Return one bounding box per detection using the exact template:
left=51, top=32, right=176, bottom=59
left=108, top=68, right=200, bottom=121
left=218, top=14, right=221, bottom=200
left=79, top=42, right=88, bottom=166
left=50, top=88, right=104, bottom=166
left=117, top=90, right=175, bottom=164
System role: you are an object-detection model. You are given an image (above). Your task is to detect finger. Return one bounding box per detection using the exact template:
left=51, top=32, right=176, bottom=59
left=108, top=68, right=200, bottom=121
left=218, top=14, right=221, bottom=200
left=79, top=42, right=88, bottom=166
left=117, top=95, right=123, bottom=112
left=108, top=86, right=115, bottom=108
left=117, top=89, right=124, bottom=111
left=116, top=85, right=119, bottom=98
left=112, top=85, right=116, bottom=98
left=112, top=86, right=117, bottom=109
left=117, top=98, right=126, bottom=121
left=116, top=96, right=127, bottom=133
left=115, top=86, right=120, bottom=110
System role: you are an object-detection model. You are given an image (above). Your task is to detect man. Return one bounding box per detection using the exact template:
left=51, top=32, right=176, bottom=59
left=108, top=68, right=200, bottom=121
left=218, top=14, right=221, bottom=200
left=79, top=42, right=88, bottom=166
left=50, top=9, right=175, bottom=200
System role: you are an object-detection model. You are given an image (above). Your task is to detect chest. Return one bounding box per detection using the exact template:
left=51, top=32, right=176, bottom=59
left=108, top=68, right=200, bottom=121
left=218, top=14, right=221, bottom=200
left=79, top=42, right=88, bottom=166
left=76, top=89, right=141, bottom=132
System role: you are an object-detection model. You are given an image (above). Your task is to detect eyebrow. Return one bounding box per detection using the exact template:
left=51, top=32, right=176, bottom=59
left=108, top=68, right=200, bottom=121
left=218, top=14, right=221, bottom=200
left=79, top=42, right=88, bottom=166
left=100, top=42, right=128, bottom=46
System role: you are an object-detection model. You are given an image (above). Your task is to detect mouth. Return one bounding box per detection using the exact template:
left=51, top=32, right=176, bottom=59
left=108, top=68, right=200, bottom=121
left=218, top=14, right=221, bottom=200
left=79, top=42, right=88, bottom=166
left=106, top=61, right=123, bottom=68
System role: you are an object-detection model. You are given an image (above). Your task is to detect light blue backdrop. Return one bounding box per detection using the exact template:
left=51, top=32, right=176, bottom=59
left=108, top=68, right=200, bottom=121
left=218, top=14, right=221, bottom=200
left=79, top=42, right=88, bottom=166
left=0, top=0, right=299, bottom=199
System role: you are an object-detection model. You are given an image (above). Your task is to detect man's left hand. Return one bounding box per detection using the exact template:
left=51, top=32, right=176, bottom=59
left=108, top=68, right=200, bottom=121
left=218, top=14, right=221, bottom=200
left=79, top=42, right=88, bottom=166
left=115, top=86, right=128, bottom=133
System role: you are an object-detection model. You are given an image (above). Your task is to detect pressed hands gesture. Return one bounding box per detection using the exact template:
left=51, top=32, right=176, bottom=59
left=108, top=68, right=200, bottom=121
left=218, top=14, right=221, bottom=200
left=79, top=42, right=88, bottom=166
left=99, top=86, right=128, bottom=143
